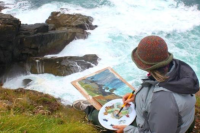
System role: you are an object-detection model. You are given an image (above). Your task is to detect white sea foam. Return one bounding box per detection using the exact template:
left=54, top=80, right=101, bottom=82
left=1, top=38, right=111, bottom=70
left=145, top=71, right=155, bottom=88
left=1, top=0, right=15, bottom=10
left=0, top=0, right=15, bottom=4
left=3, top=0, right=200, bottom=104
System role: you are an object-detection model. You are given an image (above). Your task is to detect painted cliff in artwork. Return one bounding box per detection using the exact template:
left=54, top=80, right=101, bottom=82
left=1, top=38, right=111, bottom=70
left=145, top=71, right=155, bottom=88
left=72, top=67, right=134, bottom=109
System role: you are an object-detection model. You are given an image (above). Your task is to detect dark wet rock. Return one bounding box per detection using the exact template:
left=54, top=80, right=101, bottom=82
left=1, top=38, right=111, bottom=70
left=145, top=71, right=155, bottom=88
left=23, top=78, right=32, bottom=86
left=19, top=23, right=49, bottom=36
left=57, top=27, right=89, bottom=39
left=0, top=13, right=21, bottom=41
left=0, top=13, right=21, bottom=75
left=0, top=12, right=97, bottom=77
left=26, top=54, right=99, bottom=76
left=0, top=13, right=21, bottom=33
left=48, top=24, right=55, bottom=31
left=0, top=63, right=29, bottom=83
left=18, top=30, right=76, bottom=58
left=46, top=12, right=97, bottom=30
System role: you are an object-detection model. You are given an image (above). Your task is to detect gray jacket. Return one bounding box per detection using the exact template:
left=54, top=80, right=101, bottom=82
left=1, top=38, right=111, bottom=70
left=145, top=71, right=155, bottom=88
left=124, top=59, right=199, bottom=133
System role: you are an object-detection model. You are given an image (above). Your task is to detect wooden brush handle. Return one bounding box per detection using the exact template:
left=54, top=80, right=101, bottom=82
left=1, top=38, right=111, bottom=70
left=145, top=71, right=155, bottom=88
left=122, top=90, right=135, bottom=107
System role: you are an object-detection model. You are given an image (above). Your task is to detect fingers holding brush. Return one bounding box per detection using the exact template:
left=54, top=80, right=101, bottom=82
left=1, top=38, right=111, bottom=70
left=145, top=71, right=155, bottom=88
left=122, top=93, right=135, bottom=104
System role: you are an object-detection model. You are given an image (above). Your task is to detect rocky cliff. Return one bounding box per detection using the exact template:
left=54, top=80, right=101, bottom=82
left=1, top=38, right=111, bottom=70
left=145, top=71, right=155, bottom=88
left=0, top=12, right=99, bottom=78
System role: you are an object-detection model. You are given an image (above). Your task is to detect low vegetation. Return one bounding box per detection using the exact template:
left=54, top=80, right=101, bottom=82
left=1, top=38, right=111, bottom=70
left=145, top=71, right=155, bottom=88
left=0, top=86, right=99, bottom=133
left=0, top=85, right=199, bottom=133
left=193, top=91, right=200, bottom=133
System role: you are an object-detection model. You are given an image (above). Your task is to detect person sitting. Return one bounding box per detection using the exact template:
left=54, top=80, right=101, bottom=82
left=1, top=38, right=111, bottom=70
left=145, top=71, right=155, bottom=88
left=73, top=35, right=199, bottom=133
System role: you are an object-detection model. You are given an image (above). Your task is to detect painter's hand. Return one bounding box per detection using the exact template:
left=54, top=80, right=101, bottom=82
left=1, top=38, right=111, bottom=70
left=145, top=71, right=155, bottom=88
left=113, top=125, right=127, bottom=133
left=122, top=93, right=135, bottom=104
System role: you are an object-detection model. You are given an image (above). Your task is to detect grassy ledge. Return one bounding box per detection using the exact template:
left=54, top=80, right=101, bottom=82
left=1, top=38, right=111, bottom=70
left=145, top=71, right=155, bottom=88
left=193, top=91, right=200, bottom=133
left=0, top=86, right=199, bottom=133
left=0, top=86, right=99, bottom=133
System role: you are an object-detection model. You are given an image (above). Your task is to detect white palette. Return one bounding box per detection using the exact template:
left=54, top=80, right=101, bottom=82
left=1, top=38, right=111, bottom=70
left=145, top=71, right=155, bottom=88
left=98, top=99, right=136, bottom=130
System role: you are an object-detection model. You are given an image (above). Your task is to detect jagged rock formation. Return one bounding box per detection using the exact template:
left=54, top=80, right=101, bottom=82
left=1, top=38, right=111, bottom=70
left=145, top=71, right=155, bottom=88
left=18, top=24, right=76, bottom=58
left=46, top=12, right=97, bottom=30
left=46, top=12, right=98, bottom=39
left=0, top=13, right=21, bottom=74
left=0, top=12, right=98, bottom=77
left=26, top=54, right=99, bottom=76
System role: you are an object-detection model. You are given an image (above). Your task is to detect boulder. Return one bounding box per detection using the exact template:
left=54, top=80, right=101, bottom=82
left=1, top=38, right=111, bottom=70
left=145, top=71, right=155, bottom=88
left=0, top=63, right=29, bottom=83
left=0, top=12, right=97, bottom=77
left=0, top=13, right=21, bottom=75
left=18, top=30, right=76, bottom=59
left=46, top=12, right=97, bottom=30
left=26, top=54, right=99, bottom=76
left=0, top=13, right=21, bottom=42
left=57, top=27, right=89, bottom=39
left=20, top=23, right=49, bottom=36
left=0, top=13, right=21, bottom=43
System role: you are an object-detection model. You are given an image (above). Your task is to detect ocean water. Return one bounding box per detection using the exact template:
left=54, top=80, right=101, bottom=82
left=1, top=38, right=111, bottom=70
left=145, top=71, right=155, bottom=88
left=2, top=0, right=200, bottom=104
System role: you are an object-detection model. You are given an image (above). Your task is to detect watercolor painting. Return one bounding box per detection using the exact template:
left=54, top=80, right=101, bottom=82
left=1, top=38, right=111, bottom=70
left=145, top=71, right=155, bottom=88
left=71, top=67, right=135, bottom=110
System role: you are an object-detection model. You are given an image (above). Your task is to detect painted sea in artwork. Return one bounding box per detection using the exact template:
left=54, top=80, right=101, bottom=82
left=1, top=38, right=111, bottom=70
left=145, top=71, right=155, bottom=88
left=78, top=69, right=132, bottom=105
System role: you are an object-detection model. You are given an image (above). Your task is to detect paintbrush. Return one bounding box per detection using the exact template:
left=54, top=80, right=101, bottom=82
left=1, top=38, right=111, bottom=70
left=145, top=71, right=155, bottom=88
left=116, top=90, right=135, bottom=117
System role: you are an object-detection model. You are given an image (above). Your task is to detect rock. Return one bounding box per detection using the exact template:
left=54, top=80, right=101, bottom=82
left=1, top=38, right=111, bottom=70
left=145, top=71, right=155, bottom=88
left=0, top=62, right=28, bottom=76
left=0, top=13, right=21, bottom=36
left=0, top=13, right=21, bottom=75
left=46, top=12, right=97, bottom=30
left=20, top=23, right=49, bottom=36
left=26, top=54, right=99, bottom=76
left=18, top=30, right=76, bottom=58
left=0, top=13, right=21, bottom=44
left=0, top=12, right=97, bottom=77
left=57, top=27, right=89, bottom=39
left=48, top=24, right=55, bottom=31
left=22, top=79, right=32, bottom=86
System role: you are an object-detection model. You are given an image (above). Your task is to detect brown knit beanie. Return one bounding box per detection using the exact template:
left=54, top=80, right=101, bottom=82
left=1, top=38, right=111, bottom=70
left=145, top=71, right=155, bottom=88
left=131, top=35, right=173, bottom=71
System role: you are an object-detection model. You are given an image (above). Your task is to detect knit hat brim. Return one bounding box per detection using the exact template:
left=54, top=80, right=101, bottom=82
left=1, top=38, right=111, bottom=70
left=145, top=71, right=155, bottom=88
left=131, top=47, right=173, bottom=71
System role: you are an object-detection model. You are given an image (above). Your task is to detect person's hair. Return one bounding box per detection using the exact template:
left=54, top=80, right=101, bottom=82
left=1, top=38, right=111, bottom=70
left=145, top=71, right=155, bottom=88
left=149, top=64, right=170, bottom=82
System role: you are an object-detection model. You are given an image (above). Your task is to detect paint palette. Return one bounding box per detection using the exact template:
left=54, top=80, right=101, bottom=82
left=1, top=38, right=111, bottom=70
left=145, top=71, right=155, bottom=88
left=98, top=99, right=136, bottom=130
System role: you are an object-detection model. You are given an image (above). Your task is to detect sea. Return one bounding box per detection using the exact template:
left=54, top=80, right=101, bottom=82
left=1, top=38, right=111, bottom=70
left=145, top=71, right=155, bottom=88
left=1, top=0, right=200, bottom=105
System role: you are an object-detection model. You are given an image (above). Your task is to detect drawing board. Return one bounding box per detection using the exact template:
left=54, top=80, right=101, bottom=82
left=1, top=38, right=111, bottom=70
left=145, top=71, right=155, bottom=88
left=71, top=67, right=135, bottom=110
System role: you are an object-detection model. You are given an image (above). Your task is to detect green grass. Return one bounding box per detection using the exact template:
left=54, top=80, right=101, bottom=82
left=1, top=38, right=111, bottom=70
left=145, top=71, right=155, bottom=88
left=196, top=95, right=200, bottom=107
left=0, top=87, right=99, bottom=133
left=1, top=85, right=198, bottom=133
left=0, top=112, right=98, bottom=133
